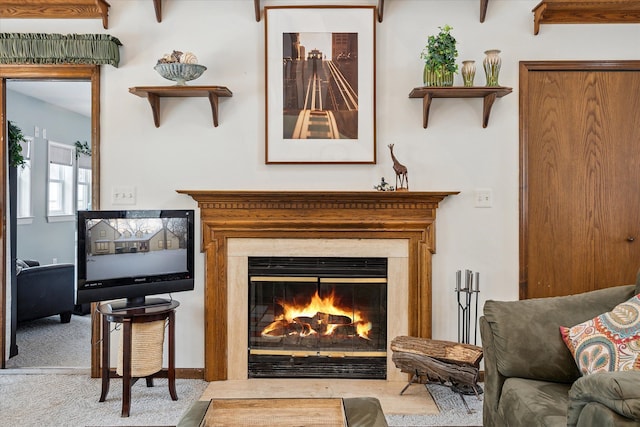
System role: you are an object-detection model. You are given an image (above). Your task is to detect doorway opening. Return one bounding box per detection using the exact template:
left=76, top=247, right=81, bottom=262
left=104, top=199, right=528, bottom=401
left=1, top=65, right=101, bottom=375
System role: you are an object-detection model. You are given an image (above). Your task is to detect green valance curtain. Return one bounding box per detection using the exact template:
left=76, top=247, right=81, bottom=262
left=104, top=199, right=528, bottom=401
left=0, top=33, right=122, bottom=67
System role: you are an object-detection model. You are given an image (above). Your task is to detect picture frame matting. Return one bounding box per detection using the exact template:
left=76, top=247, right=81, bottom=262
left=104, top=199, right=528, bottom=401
left=265, top=6, right=377, bottom=164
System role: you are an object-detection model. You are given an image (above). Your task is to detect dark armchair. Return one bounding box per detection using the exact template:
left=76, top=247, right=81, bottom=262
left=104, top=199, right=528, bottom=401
left=17, top=262, right=75, bottom=323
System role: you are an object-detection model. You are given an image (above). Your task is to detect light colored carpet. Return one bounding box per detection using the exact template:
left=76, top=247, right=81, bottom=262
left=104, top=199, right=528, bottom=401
left=2, top=316, right=482, bottom=426
left=6, top=314, right=91, bottom=368
left=0, top=373, right=481, bottom=427
left=0, top=373, right=209, bottom=427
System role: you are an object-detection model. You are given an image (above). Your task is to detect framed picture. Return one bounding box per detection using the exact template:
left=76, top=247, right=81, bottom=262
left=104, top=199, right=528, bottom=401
left=265, top=6, right=377, bottom=164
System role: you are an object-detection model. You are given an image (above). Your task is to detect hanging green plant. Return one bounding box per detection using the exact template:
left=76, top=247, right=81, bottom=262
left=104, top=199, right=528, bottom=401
left=8, top=120, right=26, bottom=168
left=75, top=140, right=92, bottom=158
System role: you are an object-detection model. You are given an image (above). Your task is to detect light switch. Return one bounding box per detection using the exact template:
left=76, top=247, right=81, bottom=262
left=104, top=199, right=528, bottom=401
left=111, top=186, right=136, bottom=205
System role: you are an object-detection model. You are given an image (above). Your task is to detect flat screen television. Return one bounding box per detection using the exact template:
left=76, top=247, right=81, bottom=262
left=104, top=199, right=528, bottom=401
left=76, top=209, right=195, bottom=310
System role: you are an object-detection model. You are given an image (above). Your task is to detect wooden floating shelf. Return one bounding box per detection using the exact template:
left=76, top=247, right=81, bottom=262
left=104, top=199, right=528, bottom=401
left=129, top=86, right=233, bottom=128
left=481, top=0, right=489, bottom=22
left=532, top=0, right=640, bottom=35
left=255, top=0, right=488, bottom=23
left=153, top=0, right=161, bottom=22
left=254, top=0, right=386, bottom=22
left=0, top=0, right=110, bottom=28
left=409, top=86, right=513, bottom=129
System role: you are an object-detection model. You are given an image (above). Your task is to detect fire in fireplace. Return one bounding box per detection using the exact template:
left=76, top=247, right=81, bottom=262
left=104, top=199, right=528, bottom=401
left=248, top=257, right=387, bottom=379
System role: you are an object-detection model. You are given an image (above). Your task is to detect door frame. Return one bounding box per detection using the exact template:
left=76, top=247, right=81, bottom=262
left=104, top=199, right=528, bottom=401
left=519, top=60, right=640, bottom=299
left=1, top=64, right=101, bottom=376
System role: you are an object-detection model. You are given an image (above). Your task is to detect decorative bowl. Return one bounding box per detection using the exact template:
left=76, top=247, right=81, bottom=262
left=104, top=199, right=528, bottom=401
left=154, top=63, right=207, bottom=85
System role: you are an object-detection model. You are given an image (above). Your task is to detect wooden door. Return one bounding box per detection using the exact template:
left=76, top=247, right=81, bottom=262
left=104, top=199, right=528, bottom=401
left=520, top=61, right=640, bottom=300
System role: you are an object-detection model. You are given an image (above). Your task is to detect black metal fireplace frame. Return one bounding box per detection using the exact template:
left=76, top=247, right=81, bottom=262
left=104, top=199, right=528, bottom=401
left=247, top=256, right=388, bottom=379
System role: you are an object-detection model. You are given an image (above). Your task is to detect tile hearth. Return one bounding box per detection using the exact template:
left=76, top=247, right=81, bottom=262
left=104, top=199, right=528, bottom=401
left=199, top=378, right=439, bottom=416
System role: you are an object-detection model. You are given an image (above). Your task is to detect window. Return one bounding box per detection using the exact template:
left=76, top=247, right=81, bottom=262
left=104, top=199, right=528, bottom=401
left=76, top=144, right=91, bottom=211
left=16, top=137, right=33, bottom=221
left=77, top=166, right=91, bottom=211
left=47, top=141, right=74, bottom=221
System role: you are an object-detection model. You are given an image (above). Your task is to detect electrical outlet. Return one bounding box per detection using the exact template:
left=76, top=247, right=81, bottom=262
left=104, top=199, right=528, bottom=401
left=111, top=186, right=136, bottom=205
left=475, top=189, right=493, bottom=208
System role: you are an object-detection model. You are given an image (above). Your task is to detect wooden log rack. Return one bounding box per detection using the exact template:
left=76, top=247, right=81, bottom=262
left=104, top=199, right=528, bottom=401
left=391, top=336, right=483, bottom=411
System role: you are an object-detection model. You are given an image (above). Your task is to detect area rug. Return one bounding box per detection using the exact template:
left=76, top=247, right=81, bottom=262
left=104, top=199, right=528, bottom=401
left=385, top=383, right=483, bottom=426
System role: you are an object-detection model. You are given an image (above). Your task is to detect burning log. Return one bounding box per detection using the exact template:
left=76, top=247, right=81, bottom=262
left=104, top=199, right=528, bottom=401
left=329, top=324, right=358, bottom=338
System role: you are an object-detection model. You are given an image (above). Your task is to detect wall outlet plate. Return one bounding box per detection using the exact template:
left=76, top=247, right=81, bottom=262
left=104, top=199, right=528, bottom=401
left=475, top=189, right=493, bottom=208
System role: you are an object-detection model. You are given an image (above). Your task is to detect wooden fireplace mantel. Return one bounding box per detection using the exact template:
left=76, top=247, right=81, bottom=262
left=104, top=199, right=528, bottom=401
left=177, top=190, right=458, bottom=381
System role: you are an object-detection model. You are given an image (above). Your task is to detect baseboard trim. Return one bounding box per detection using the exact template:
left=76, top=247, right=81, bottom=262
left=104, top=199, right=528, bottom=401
left=98, top=367, right=204, bottom=380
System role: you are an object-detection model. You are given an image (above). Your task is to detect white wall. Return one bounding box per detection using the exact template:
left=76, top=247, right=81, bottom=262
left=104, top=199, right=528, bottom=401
left=3, top=0, right=640, bottom=368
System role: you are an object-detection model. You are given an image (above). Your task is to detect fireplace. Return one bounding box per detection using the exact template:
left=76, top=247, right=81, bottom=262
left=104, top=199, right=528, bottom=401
left=177, top=190, right=457, bottom=381
left=248, top=256, right=387, bottom=379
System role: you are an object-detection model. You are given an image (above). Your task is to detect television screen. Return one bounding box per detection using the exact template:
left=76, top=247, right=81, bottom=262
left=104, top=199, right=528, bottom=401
left=76, top=209, right=195, bottom=310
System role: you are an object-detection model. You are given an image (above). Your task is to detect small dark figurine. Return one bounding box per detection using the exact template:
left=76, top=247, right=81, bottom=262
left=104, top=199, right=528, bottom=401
left=388, top=144, right=408, bottom=191
left=374, top=177, right=395, bottom=191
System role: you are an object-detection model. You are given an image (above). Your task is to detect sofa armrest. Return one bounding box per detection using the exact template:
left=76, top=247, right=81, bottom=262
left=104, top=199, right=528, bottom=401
left=479, top=316, right=507, bottom=427
left=567, top=371, right=640, bottom=426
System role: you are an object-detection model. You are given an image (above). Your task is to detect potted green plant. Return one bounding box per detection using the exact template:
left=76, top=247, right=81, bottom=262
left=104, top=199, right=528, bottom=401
left=75, top=140, right=92, bottom=159
left=420, top=25, right=458, bottom=87
left=8, top=120, right=26, bottom=168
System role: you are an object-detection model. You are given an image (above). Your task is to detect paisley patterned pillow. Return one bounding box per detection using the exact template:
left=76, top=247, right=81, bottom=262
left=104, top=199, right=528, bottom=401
left=560, top=294, right=640, bottom=375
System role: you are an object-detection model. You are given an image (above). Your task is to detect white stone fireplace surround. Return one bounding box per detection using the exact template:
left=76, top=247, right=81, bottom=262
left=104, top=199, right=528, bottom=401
left=178, top=190, right=457, bottom=382
left=227, top=238, right=408, bottom=382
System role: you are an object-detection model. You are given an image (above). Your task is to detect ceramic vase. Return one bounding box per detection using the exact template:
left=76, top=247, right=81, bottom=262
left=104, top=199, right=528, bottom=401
left=483, top=49, right=501, bottom=87
left=461, top=60, right=476, bottom=87
left=423, top=64, right=454, bottom=87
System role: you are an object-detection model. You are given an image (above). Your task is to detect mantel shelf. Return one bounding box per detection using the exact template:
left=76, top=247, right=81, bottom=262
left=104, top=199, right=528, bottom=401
left=129, top=86, right=233, bottom=128
left=409, top=86, right=513, bottom=129
left=0, top=0, right=110, bottom=28
left=532, top=0, right=640, bottom=34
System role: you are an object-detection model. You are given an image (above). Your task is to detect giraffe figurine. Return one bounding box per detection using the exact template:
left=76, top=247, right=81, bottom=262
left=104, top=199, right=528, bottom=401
left=388, top=144, right=408, bottom=191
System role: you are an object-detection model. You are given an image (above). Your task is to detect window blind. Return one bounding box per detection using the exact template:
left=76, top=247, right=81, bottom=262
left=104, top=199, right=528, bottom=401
left=49, top=143, right=73, bottom=166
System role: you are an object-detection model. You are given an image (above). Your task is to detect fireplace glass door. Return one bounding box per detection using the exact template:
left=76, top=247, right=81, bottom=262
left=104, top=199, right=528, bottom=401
left=248, top=257, right=387, bottom=379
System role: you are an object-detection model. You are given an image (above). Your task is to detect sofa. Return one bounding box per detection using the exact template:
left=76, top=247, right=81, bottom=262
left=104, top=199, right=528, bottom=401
left=480, top=277, right=640, bottom=426
left=17, top=260, right=75, bottom=323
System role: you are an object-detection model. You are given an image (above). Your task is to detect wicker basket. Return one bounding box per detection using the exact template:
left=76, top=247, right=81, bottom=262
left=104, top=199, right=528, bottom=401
left=117, top=320, right=166, bottom=377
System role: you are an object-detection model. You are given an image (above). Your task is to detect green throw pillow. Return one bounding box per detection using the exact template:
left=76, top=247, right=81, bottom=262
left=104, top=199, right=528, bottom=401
left=560, top=293, right=640, bottom=375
